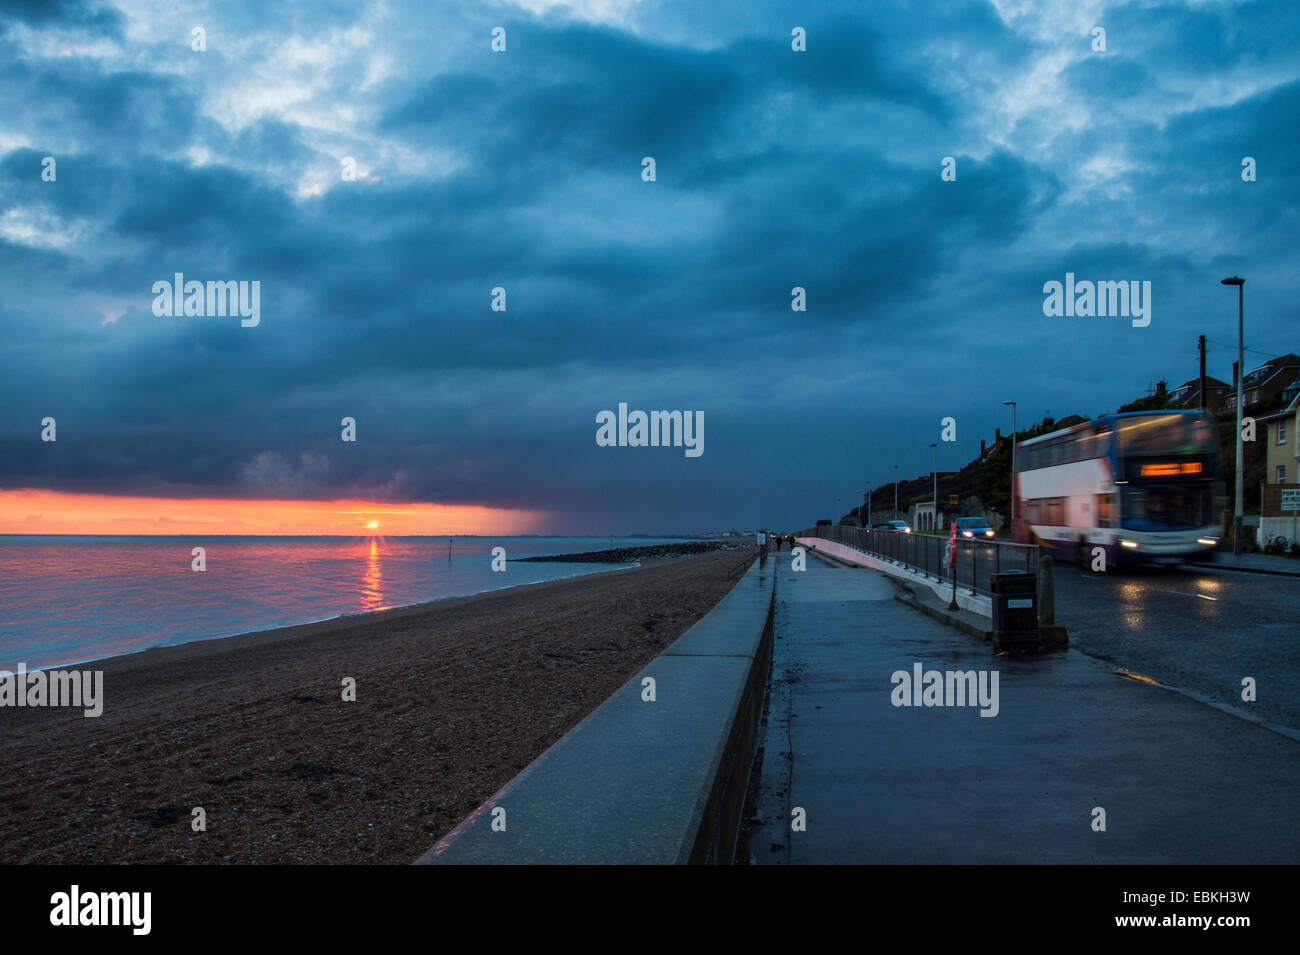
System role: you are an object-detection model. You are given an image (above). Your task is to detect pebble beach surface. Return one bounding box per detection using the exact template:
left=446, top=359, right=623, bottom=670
left=0, top=550, right=750, bottom=864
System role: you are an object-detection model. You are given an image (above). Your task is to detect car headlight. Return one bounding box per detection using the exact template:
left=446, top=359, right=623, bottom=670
left=962, top=531, right=973, bottom=538
left=1197, top=537, right=1217, bottom=546
left=1120, top=539, right=1139, bottom=549
left=985, top=530, right=995, bottom=537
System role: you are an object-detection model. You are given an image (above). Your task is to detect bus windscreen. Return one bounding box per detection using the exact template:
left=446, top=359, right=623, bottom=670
left=1121, top=485, right=1215, bottom=531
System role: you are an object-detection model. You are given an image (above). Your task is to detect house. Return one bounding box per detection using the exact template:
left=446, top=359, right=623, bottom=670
left=1259, top=388, right=1300, bottom=486
left=1258, top=389, right=1300, bottom=544
left=1223, top=354, right=1300, bottom=414
left=1168, top=375, right=1231, bottom=411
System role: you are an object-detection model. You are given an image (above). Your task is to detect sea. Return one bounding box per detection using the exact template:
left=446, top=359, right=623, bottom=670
left=0, top=536, right=697, bottom=670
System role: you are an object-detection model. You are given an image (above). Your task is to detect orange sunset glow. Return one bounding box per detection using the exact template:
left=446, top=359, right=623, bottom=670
left=0, top=489, right=549, bottom=536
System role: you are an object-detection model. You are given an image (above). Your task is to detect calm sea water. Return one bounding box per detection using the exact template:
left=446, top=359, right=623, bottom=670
left=0, top=536, right=693, bottom=670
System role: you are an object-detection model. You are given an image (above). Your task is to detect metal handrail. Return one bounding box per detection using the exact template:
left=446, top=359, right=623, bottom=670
left=796, top=525, right=1038, bottom=597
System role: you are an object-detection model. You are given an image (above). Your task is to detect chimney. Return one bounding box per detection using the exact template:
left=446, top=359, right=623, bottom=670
left=980, top=438, right=987, bottom=457
left=995, top=427, right=1001, bottom=442
left=1156, top=380, right=1167, bottom=400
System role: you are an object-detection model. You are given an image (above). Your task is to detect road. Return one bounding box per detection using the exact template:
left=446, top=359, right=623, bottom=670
left=1053, top=562, right=1299, bottom=732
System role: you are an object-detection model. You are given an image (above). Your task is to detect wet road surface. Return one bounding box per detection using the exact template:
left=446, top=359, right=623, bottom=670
left=1053, top=562, right=1298, bottom=731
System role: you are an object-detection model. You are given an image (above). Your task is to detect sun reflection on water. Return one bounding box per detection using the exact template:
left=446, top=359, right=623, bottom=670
left=361, top=538, right=384, bottom=612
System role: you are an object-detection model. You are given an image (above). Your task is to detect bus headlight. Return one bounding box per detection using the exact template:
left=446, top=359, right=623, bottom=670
left=1120, top=539, right=1139, bottom=549
left=1197, top=537, right=1217, bottom=546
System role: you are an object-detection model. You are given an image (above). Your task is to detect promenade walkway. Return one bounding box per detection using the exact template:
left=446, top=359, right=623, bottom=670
left=1192, top=551, right=1300, bottom=577
left=747, top=549, right=1300, bottom=864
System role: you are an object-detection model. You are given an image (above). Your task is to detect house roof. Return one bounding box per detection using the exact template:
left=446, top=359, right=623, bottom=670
left=1171, top=376, right=1230, bottom=394
left=1257, top=390, right=1300, bottom=422
left=1242, top=354, right=1300, bottom=388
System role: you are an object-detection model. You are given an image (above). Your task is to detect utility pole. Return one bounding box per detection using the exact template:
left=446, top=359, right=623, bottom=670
left=1221, top=277, right=1245, bottom=554
left=930, top=442, right=938, bottom=531
left=1003, top=401, right=1018, bottom=534
left=1198, top=334, right=1207, bottom=410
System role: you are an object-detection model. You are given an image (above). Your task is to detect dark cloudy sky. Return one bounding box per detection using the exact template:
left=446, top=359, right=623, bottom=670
left=1, top=0, right=1297, bottom=534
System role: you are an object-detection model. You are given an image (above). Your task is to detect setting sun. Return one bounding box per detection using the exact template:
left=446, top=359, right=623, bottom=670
left=365, top=520, right=380, bottom=530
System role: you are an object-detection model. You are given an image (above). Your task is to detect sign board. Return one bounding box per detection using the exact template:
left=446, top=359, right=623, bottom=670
left=1283, top=489, right=1300, bottom=511
left=948, top=495, right=959, bottom=507
left=1139, top=461, right=1203, bottom=477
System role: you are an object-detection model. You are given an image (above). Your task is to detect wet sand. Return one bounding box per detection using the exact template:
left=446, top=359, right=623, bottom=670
left=0, top=550, right=751, bottom=864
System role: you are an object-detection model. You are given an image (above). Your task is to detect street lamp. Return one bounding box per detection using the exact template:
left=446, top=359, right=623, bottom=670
left=893, top=464, right=899, bottom=518
left=929, top=442, right=938, bottom=531
left=1222, top=275, right=1245, bottom=554
left=1003, top=401, right=1017, bottom=532
left=858, top=485, right=871, bottom=527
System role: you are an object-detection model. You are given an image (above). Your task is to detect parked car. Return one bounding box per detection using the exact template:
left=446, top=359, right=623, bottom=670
left=955, top=516, right=996, bottom=539
left=871, top=520, right=911, bottom=533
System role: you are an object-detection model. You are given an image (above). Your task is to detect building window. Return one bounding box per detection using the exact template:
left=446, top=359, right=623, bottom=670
left=1277, top=465, right=1287, bottom=484
left=1280, top=419, right=1288, bottom=444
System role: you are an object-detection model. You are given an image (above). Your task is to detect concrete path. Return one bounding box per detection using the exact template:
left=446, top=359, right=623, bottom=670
left=748, top=549, right=1300, bottom=864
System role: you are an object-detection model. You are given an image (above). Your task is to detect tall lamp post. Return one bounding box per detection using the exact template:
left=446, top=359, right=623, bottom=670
left=1222, top=276, right=1245, bottom=554
left=893, top=464, right=899, bottom=519
left=1003, top=400, right=1018, bottom=533
left=859, top=484, right=871, bottom=526
left=929, top=442, right=938, bottom=531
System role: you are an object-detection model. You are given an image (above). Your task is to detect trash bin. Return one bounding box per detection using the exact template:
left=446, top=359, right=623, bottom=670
left=990, top=569, right=1038, bottom=652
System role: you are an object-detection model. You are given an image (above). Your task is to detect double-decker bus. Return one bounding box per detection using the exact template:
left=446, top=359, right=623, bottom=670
left=1011, top=411, right=1224, bottom=565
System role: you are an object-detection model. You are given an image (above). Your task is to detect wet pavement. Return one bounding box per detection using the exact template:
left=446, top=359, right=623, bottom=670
left=745, top=550, right=1300, bottom=864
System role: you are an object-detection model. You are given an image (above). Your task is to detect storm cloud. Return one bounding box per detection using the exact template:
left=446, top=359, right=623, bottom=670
left=1, top=0, right=1297, bottom=532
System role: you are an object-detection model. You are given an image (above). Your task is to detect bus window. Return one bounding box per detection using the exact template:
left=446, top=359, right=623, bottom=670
left=1096, top=494, right=1112, bottom=527
left=1118, top=414, right=1215, bottom=456
left=1077, top=427, right=1109, bottom=461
